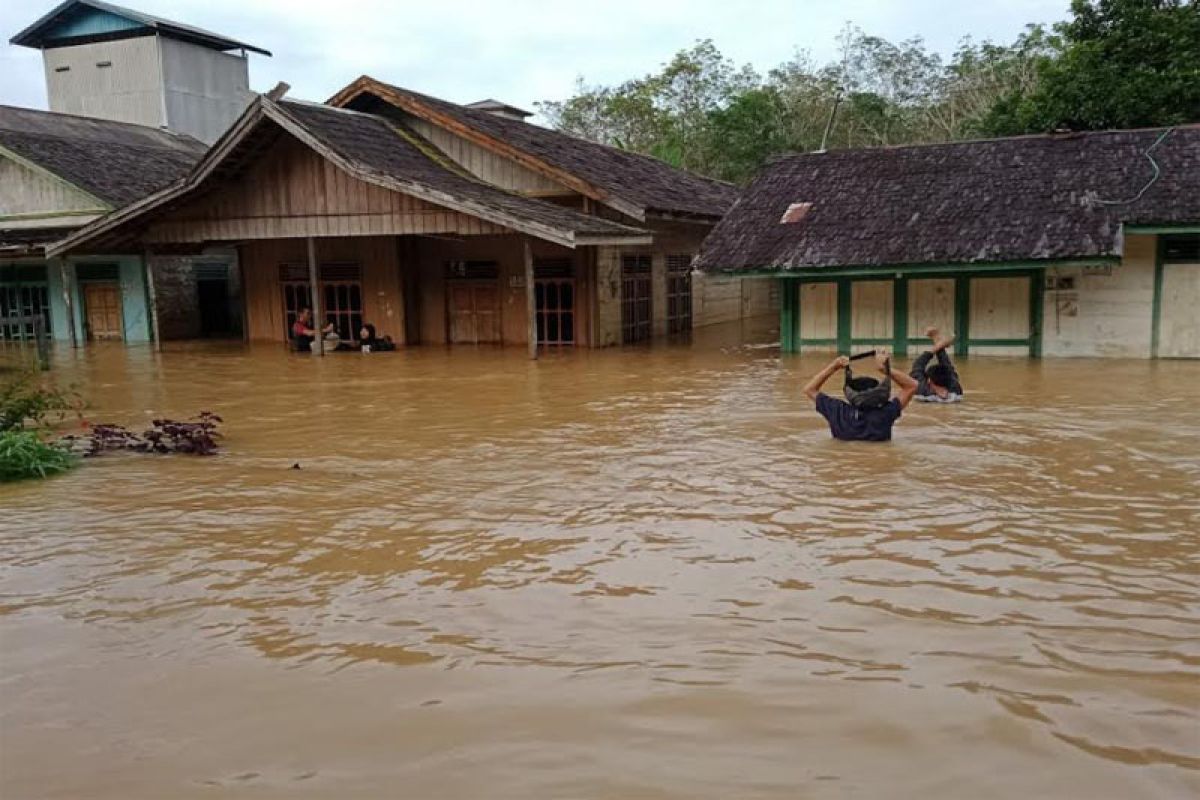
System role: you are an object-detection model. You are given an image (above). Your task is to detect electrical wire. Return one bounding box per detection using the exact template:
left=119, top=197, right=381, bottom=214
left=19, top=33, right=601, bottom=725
left=1084, top=127, right=1175, bottom=207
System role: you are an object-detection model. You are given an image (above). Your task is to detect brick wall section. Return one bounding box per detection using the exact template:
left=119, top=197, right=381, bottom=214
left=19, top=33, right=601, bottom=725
left=593, top=221, right=779, bottom=346
left=594, top=245, right=623, bottom=347
left=150, top=256, right=201, bottom=340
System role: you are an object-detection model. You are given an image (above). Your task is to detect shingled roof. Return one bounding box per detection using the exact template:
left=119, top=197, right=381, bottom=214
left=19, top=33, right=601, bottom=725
left=694, top=125, right=1200, bottom=273
left=50, top=97, right=650, bottom=256
left=277, top=101, right=646, bottom=240
left=330, top=77, right=737, bottom=221
left=0, top=104, right=205, bottom=207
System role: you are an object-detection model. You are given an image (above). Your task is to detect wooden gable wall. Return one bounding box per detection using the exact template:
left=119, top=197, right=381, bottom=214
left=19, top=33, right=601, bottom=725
left=0, top=155, right=106, bottom=219
left=145, top=135, right=509, bottom=243
left=405, top=117, right=574, bottom=198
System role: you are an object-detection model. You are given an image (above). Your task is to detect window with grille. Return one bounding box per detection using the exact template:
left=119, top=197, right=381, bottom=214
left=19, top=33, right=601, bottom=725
left=0, top=267, right=52, bottom=340
left=279, top=263, right=363, bottom=341
left=666, top=254, right=693, bottom=334
left=534, top=258, right=575, bottom=346
left=621, top=255, right=652, bottom=344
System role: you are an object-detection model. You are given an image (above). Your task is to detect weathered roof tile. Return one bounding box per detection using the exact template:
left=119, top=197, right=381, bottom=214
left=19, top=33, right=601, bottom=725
left=696, top=126, right=1200, bottom=272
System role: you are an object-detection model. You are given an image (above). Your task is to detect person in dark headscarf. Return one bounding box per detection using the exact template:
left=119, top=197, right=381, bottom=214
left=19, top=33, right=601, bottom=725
left=803, top=350, right=918, bottom=442
left=910, top=328, right=964, bottom=403
left=357, top=323, right=396, bottom=352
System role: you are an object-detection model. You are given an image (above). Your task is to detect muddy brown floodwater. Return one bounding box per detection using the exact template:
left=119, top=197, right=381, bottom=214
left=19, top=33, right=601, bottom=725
left=1, top=321, right=1199, bottom=799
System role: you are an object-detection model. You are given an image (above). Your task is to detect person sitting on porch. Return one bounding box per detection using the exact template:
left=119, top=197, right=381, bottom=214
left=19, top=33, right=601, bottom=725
left=358, top=323, right=396, bottom=352
left=291, top=307, right=334, bottom=352
left=910, top=328, right=964, bottom=403
left=803, top=351, right=918, bottom=442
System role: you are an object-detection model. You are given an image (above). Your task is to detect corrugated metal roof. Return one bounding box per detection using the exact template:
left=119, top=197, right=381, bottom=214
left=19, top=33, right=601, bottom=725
left=10, top=0, right=271, bottom=56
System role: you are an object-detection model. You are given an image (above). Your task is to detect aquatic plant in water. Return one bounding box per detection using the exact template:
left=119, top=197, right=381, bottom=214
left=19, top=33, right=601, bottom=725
left=0, top=430, right=75, bottom=482
left=71, top=412, right=224, bottom=457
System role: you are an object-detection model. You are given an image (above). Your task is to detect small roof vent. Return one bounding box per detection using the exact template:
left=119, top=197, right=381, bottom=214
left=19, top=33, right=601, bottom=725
left=780, top=202, right=813, bottom=224
left=465, top=99, right=532, bottom=121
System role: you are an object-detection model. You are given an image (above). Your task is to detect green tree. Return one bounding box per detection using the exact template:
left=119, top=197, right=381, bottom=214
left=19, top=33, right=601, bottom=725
left=983, top=0, right=1200, bottom=134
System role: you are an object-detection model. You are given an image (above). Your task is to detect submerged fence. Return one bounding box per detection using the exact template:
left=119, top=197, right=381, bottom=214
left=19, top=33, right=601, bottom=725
left=0, top=314, right=52, bottom=371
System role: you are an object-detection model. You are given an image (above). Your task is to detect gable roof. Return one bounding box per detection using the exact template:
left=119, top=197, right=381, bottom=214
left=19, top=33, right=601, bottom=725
left=0, top=104, right=205, bottom=207
left=465, top=99, right=533, bottom=119
left=328, top=76, right=737, bottom=221
left=695, top=125, right=1200, bottom=274
left=48, top=97, right=650, bottom=256
left=10, top=0, right=271, bottom=55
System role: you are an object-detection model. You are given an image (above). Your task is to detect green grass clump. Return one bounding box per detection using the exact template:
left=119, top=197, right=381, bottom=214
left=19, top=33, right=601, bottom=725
left=0, top=430, right=75, bottom=482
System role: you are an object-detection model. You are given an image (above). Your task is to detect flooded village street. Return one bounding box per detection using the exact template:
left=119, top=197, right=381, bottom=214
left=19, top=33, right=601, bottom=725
left=1, top=324, right=1198, bottom=799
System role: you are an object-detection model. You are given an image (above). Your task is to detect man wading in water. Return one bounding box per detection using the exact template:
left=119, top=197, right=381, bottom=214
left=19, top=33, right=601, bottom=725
left=910, top=327, right=964, bottom=403
left=803, top=351, right=918, bottom=442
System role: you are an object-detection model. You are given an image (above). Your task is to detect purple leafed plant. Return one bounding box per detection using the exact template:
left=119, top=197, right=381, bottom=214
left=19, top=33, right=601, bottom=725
left=67, top=412, right=223, bottom=457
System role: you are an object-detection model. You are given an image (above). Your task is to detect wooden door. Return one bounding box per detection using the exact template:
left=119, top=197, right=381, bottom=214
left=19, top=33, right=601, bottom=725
left=851, top=280, right=893, bottom=342
left=798, top=282, right=837, bottom=344
left=84, top=283, right=123, bottom=341
left=448, top=281, right=500, bottom=344
left=970, top=276, right=1031, bottom=355
left=907, top=278, right=955, bottom=352
left=1159, top=263, right=1200, bottom=358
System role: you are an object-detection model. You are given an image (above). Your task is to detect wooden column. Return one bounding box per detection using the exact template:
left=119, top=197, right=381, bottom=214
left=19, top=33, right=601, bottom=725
left=55, top=257, right=78, bottom=348
left=524, top=238, right=537, bottom=360
left=143, top=248, right=162, bottom=351
left=779, top=278, right=797, bottom=353
left=307, top=236, right=323, bottom=355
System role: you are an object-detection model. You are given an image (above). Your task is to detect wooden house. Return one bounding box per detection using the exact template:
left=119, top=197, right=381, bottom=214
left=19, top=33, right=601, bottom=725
left=51, top=81, right=776, bottom=352
left=0, top=104, right=204, bottom=343
left=694, top=127, right=1200, bottom=359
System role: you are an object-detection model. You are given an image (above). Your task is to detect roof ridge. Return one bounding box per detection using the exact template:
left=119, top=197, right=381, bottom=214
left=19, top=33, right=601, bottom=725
left=772, top=123, right=1200, bottom=162
left=0, top=103, right=203, bottom=145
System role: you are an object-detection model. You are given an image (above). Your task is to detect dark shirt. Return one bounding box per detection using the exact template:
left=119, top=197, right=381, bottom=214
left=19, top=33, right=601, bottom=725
left=815, top=393, right=902, bottom=442
left=910, top=349, right=964, bottom=399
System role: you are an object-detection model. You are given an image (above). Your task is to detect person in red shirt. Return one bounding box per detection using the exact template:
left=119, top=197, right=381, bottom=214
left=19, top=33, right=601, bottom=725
left=291, top=307, right=333, bottom=352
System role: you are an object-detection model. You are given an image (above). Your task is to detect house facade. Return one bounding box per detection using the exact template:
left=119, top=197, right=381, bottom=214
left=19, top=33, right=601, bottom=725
left=53, top=81, right=776, bottom=352
left=694, top=127, right=1200, bottom=359
left=0, top=104, right=204, bottom=344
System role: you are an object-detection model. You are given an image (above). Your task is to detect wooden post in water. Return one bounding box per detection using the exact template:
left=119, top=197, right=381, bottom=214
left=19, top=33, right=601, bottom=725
left=524, top=238, right=537, bottom=360
left=56, top=257, right=78, bottom=348
left=32, top=314, right=50, bottom=371
left=307, top=236, right=324, bottom=356
left=143, top=248, right=162, bottom=351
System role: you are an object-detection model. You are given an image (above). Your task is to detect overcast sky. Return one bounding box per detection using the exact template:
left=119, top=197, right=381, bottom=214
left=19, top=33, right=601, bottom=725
left=1, top=0, right=1068, bottom=119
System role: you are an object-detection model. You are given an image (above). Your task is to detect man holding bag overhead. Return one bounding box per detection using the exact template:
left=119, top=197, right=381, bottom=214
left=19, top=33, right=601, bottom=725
left=803, top=350, right=918, bottom=442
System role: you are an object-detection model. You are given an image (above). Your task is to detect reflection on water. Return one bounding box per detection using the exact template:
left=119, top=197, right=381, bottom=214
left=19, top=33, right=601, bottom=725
left=2, top=320, right=1199, bottom=799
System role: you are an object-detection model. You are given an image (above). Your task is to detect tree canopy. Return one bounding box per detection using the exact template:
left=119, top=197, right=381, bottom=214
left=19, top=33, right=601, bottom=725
left=536, top=1, right=1200, bottom=183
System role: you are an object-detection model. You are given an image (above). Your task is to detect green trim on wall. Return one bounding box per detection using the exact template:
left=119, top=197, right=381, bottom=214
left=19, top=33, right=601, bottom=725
left=966, top=338, right=1033, bottom=347
left=780, top=278, right=798, bottom=352
left=1029, top=268, right=1045, bottom=358
left=954, top=276, right=971, bottom=357
left=1151, top=236, right=1165, bottom=359
left=715, top=257, right=1117, bottom=280
left=784, top=270, right=1041, bottom=357
left=1125, top=225, right=1200, bottom=235
left=836, top=279, right=852, bottom=353
left=892, top=277, right=908, bottom=355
